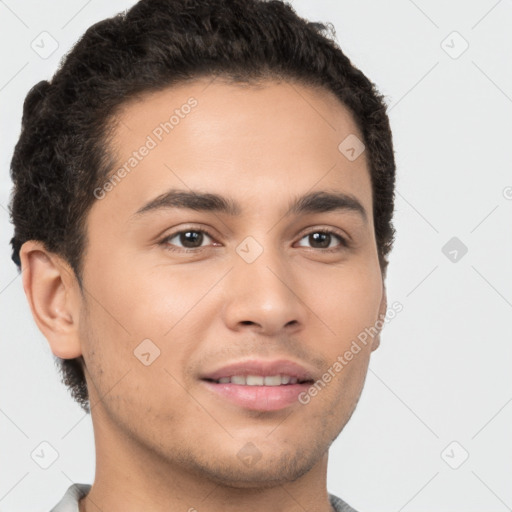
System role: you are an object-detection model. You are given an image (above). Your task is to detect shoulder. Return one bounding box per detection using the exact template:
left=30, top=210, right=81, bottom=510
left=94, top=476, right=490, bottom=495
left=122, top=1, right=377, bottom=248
left=329, top=492, right=359, bottom=512
left=49, top=483, right=91, bottom=512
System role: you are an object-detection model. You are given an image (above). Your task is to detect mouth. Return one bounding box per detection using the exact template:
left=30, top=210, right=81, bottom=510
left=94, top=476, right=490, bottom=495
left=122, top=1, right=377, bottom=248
left=199, top=359, right=316, bottom=411
left=202, top=375, right=314, bottom=386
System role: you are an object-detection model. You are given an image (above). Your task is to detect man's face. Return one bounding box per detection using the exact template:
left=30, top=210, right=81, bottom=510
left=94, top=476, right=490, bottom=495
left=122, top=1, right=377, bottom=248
left=79, top=78, right=385, bottom=486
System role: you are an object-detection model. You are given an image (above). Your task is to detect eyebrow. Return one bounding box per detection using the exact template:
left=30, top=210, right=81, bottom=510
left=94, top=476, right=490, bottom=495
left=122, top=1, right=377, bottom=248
left=130, top=188, right=368, bottom=224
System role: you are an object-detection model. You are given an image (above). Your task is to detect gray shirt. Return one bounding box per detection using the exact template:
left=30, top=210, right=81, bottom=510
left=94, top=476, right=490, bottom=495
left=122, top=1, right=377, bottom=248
left=50, top=483, right=358, bottom=511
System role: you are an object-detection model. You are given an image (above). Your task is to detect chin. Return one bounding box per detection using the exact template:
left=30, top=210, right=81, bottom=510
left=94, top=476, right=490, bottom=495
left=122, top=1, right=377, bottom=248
left=185, top=443, right=323, bottom=488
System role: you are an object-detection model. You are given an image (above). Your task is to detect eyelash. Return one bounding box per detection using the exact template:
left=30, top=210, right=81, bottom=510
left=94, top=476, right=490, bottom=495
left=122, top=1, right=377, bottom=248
left=159, top=226, right=349, bottom=254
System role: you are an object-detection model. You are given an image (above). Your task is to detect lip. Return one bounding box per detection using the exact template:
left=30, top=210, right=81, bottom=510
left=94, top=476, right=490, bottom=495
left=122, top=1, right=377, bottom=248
left=200, top=358, right=316, bottom=382
left=201, top=380, right=311, bottom=411
left=199, top=359, right=315, bottom=412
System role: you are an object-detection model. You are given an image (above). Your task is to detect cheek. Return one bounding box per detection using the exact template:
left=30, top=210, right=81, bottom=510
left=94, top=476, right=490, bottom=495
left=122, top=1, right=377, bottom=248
left=83, top=247, right=195, bottom=340
left=79, top=290, right=189, bottom=423
left=81, top=259, right=213, bottom=396
left=311, top=260, right=382, bottom=350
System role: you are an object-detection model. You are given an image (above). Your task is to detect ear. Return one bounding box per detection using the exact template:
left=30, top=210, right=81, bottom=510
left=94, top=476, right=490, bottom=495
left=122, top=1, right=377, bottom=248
left=371, top=281, right=387, bottom=352
left=19, top=240, right=83, bottom=359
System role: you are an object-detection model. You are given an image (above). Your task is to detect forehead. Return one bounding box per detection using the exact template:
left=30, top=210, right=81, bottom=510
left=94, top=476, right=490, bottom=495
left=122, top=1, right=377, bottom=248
left=91, top=78, right=372, bottom=226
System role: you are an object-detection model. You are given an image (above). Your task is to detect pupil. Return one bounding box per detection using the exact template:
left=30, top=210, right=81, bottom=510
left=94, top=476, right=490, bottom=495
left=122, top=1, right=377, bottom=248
left=181, top=231, right=202, bottom=248
left=311, top=232, right=329, bottom=248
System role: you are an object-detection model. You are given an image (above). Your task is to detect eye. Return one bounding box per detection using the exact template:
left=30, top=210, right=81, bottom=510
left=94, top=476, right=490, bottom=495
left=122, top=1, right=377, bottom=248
left=296, top=229, right=348, bottom=252
left=159, top=227, right=349, bottom=254
left=160, top=228, right=217, bottom=253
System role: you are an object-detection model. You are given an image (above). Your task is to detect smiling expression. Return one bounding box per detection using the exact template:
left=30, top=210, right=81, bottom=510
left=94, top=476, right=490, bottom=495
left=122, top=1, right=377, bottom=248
left=77, top=76, right=386, bottom=487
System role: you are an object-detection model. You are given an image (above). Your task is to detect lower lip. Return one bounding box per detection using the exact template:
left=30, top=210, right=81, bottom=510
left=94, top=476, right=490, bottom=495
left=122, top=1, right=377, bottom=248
left=201, top=380, right=311, bottom=411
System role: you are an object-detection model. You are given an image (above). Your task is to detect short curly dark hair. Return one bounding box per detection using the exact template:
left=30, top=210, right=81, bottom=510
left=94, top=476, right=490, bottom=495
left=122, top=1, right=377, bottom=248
left=9, top=0, right=396, bottom=414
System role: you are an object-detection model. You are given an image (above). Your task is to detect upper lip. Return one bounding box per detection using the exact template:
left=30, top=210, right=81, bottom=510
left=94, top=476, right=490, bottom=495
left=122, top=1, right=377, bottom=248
left=200, top=359, right=316, bottom=382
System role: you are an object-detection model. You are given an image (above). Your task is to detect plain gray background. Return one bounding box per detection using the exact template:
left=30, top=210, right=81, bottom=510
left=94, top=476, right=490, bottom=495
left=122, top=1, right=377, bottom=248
left=1, top=1, right=511, bottom=511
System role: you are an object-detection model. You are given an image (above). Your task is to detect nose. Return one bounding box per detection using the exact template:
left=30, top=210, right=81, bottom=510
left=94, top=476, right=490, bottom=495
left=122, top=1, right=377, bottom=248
left=220, top=244, right=309, bottom=336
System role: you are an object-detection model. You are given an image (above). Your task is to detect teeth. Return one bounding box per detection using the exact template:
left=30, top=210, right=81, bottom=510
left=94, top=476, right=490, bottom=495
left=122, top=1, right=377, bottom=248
left=246, top=375, right=264, bottom=385
left=264, top=375, right=282, bottom=386
left=215, top=375, right=302, bottom=386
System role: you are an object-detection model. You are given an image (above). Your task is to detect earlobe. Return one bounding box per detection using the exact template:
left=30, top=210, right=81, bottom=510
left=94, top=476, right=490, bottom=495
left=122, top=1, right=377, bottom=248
left=19, top=240, right=83, bottom=359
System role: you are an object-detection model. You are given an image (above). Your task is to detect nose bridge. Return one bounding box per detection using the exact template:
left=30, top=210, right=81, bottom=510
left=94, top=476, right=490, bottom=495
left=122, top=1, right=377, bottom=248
left=235, top=232, right=287, bottom=290
left=221, top=232, right=306, bottom=333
